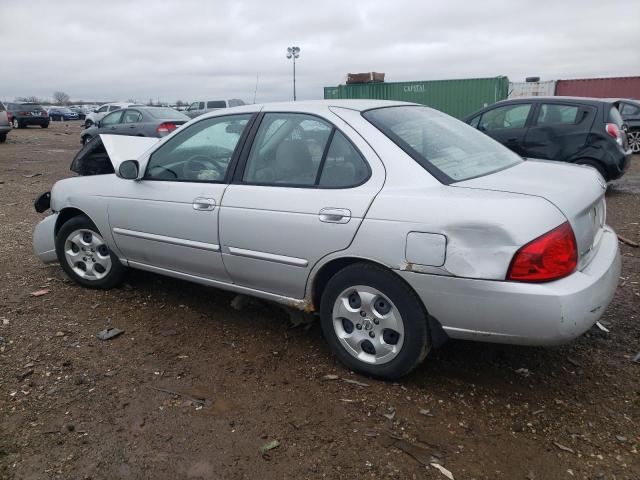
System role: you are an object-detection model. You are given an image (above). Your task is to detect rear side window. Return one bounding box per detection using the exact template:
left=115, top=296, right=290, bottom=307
left=318, top=131, right=369, bottom=188
left=207, top=101, right=226, bottom=109
left=0, top=102, right=4, bottom=112
left=479, top=104, right=531, bottom=131
left=122, top=110, right=142, bottom=124
left=537, top=104, right=579, bottom=125
left=364, top=106, right=522, bottom=183
left=108, top=105, right=121, bottom=112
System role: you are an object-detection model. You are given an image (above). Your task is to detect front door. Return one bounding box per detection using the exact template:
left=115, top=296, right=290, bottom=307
left=107, top=113, right=254, bottom=281
left=98, top=110, right=125, bottom=135
left=219, top=110, right=384, bottom=298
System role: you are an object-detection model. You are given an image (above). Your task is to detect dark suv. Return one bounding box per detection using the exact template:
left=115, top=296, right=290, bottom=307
left=6, top=103, right=49, bottom=129
left=463, top=97, right=631, bottom=181
left=614, top=99, right=640, bottom=153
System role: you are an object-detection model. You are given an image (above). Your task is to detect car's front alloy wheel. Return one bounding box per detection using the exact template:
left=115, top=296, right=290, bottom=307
left=55, top=215, right=125, bottom=289
left=628, top=130, right=640, bottom=153
left=12, top=118, right=20, bottom=129
left=320, top=263, right=430, bottom=379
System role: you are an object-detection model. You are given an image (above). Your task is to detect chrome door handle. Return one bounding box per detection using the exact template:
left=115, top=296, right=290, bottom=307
left=192, top=197, right=216, bottom=211
left=319, top=208, right=351, bottom=224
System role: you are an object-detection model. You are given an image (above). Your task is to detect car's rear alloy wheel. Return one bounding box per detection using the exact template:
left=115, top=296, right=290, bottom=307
left=628, top=130, right=640, bottom=153
left=320, top=263, right=430, bottom=379
left=55, top=215, right=125, bottom=289
left=85, top=120, right=93, bottom=128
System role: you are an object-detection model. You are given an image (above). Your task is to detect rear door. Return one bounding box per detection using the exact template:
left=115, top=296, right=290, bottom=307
left=475, top=102, right=534, bottom=156
left=219, top=108, right=384, bottom=298
left=522, top=102, right=595, bottom=161
left=121, top=109, right=144, bottom=135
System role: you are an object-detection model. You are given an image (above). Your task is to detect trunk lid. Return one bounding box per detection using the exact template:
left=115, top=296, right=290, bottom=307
left=454, top=159, right=607, bottom=269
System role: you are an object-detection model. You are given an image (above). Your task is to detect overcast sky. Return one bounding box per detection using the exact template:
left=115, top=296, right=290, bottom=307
left=1, top=0, right=638, bottom=104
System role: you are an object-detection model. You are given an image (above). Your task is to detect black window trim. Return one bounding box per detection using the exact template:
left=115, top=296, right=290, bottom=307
left=476, top=101, right=536, bottom=131
left=142, top=112, right=259, bottom=184
left=122, top=108, right=143, bottom=124
left=231, top=111, right=372, bottom=190
left=531, top=102, right=586, bottom=127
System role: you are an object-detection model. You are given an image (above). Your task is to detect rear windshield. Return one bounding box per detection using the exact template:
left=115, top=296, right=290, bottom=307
left=10, top=103, right=44, bottom=112
left=609, top=106, right=624, bottom=126
left=148, top=107, right=185, bottom=119
left=363, top=106, right=522, bottom=183
left=0, top=102, right=4, bottom=111
left=207, top=101, right=226, bottom=109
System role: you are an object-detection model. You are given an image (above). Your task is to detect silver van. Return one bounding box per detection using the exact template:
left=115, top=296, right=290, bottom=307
left=185, top=99, right=246, bottom=118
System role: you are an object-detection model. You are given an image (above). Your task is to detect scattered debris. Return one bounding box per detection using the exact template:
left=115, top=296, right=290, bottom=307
left=148, top=386, right=207, bottom=406
left=566, top=357, right=581, bottom=368
left=632, top=352, right=640, bottom=363
left=64, top=424, right=75, bottom=432
left=2, top=318, right=9, bottom=326
left=552, top=441, right=575, bottom=454
left=382, top=409, right=396, bottom=420
left=17, top=369, right=34, bottom=381
left=431, top=462, right=455, bottom=479
left=515, top=368, right=531, bottom=377
left=419, top=409, right=435, bottom=417
left=22, top=173, right=42, bottom=178
left=615, top=435, right=627, bottom=443
left=393, top=439, right=432, bottom=465
left=259, top=439, right=280, bottom=456
left=595, top=322, right=610, bottom=333
left=55, top=331, right=65, bottom=337
left=96, top=327, right=124, bottom=341
left=29, top=289, right=50, bottom=297
left=321, top=374, right=339, bottom=381
left=617, top=234, right=639, bottom=248
left=342, top=378, right=370, bottom=387
left=160, top=329, right=178, bottom=337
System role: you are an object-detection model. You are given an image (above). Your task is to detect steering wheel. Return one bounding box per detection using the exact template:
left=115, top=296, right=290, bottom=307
left=147, top=165, right=178, bottom=179
left=184, top=154, right=226, bottom=181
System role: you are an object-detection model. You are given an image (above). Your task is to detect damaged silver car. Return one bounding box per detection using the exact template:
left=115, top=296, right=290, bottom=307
left=32, top=100, right=621, bottom=379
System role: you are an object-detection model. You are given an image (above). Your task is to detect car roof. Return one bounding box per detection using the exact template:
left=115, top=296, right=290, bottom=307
left=494, top=96, right=615, bottom=106
left=198, top=99, right=416, bottom=118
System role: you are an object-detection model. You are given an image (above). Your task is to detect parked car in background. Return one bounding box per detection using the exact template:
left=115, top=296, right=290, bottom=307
left=80, top=106, right=189, bottom=144
left=68, top=106, right=89, bottom=120
left=84, top=102, right=143, bottom=128
left=184, top=99, right=245, bottom=118
left=463, top=97, right=631, bottom=181
left=48, top=107, right=80, bottom=122
left=613, top=98, right=640, bottom=153
left=33, top=100, right=620, bottom=379
left=0, top=102, right=11, bottom=143
left=6, top=102, right=49, bottom=129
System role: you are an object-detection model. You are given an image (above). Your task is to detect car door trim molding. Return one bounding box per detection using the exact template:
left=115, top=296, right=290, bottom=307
left=227, top=246, right=308, bottom=267
left=112, top=227, right=220, bottom=252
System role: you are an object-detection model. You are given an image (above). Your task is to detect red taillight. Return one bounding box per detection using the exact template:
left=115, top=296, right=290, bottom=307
left=507, top=222, right=577, bottom=282
left=156, top=122, right=177, bottom=135
left=18, top=111, right=29, bottom=115
left=605, top=123, right=623, bottom=146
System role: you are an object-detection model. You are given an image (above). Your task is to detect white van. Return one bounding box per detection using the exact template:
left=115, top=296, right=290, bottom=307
left=184, top=99, right=246, bottom=118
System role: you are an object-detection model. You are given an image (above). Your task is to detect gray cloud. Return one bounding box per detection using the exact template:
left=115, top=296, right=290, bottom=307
left=1, top=0, right=638, bottom=104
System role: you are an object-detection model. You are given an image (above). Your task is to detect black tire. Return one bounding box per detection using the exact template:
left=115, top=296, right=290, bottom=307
left=55, top=215, right=126, bottom=289
left=41, top=123, right=49, bottom=129
left=82, top=135, right=92, bottom=145
left=84, top=120, right=93, bottom=128
left=0, top=133, right=6, bottom=143
left=576, top=159, right=607, bottom=181
left=320, top=262, right=430, bottom=380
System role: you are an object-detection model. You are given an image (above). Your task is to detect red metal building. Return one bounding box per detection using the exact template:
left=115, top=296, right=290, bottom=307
left=555, top=76, right=640, bottom=99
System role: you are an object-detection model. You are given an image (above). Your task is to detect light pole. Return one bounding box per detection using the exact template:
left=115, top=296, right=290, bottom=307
left=286, top=46, right=300, bottom=101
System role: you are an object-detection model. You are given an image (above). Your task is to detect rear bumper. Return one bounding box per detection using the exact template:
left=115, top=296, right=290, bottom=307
left=17, top=116, right=49, bottom=125
left=33, top=213, right=58, bottom=264
left=605, top=149, right=632, bottom=180
left=397, top=227, right=621, bottom=346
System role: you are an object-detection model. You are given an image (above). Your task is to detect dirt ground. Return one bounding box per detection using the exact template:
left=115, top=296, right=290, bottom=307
left=0, top=121, right=638, bottom=480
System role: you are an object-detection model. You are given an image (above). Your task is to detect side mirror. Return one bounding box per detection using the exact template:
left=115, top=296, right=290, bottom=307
left=118, top=160, right=139, bottom=180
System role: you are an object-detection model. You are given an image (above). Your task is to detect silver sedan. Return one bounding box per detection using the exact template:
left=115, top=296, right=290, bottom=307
left=33, top=100, right=621, bottom=379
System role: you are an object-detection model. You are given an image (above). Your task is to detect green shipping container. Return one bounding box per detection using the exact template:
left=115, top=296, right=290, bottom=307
left=323, top=76, right=509, bottom=119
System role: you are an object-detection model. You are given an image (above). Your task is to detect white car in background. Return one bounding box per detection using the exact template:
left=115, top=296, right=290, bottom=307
left=84, top=102, right=143, bottom=128
left=184, top=99, right=246, bottom=118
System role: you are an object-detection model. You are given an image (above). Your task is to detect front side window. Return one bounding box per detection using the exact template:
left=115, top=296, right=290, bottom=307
left=537, top=104, right=580, bottom=125
left=108, top=105, right=122, bottom=112
left=364, top=106, right=522, bottom=183
left=187, top=102, right=199, bottom=111
left=97, top=105, right=108, bottom=113
left=243, top=113, right=332, bottom=186
left=122, top=110, right=142, bottom=124
left=101, top=111, right=123, bottom=126
left=145, top=114, right=251, bottom=182
left=479, top=104, right=531, bottom=131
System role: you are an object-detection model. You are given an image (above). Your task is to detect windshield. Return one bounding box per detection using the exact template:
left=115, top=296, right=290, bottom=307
left=207, top=101, right=226, bottom=109
left=363, top=106, right=522, bottom=183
